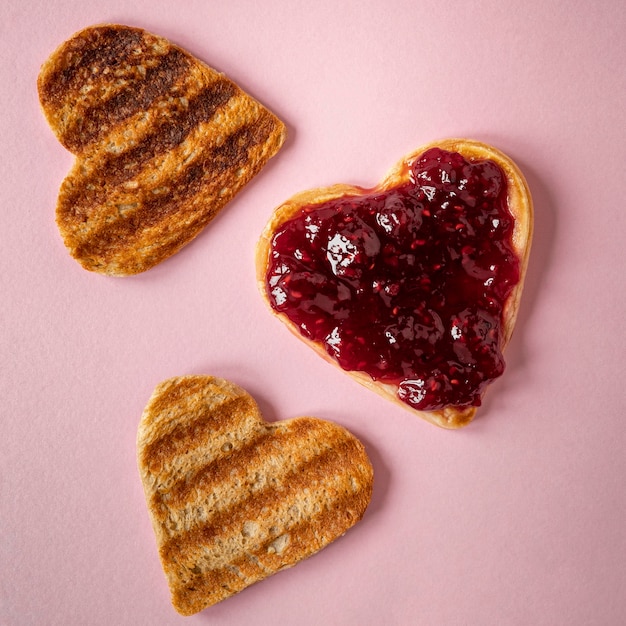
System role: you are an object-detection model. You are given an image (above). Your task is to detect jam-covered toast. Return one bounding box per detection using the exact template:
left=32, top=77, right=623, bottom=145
left=256, top=139, right=533, bottom=428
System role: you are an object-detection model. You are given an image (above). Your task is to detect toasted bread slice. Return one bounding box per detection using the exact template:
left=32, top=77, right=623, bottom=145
left=137, top=376, right=373, bottom=614
left=38, top=24, right=285, bottom=275
left=256, top=139, right=533, bottom=429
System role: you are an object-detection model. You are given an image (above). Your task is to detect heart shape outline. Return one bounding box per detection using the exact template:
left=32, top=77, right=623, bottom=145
left=137, top=376, right=373, bottom=615
left=38, top=24, right=285, bottom=276
left=256, top=139, right=533, bottom=428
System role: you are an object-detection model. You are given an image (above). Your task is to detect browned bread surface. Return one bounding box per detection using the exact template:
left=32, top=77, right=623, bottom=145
left=137, top=376, right=373, bottom=615
left=38, top=24, right=286, bottom=275
left=256, top=139, right=533, bottom=429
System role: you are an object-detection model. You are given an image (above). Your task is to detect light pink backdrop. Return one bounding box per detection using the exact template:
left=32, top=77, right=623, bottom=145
left=2, top=1, right=625, bottom=624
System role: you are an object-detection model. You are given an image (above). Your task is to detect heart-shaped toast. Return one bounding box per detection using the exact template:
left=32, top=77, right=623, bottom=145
left=38, top=24, right=285, bottom=276
left=137, top=376, right=373, bottom=615
left=257, top=139, right=533, bottom=429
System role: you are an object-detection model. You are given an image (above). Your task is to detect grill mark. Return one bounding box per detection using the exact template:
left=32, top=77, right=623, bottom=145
left=39, top=26, right=152, bottom=104
left=141, top=394, right=258, bottom=475
left=61, top=47, right=190, bottom=153
left=61, top=79, right=237, bottom=211
left=145, top=118, right=270, bottom=222
left=153, top=418, right=326, bottom=512
left=157, top=429, right=273, bottom=510
left=71, top=115, right=276, bottom=262
left=170, top=491, right=367, bottom=613
left=160, top=437, right=368, bottom=562
left=147, top=376, right=227, bottom=420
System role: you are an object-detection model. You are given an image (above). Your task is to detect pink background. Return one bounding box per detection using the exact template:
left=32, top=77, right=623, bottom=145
left=2, top=1, right=625, bottom=624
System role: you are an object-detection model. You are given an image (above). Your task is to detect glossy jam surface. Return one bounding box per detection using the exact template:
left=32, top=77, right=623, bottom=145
left=265, top=148, right=520, bottom=410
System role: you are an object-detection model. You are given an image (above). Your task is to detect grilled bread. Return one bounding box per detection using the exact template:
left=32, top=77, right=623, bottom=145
left=38, top=24, right=286, bottom=275
left=256, top=139, right=533, bottom=429
left=137, top=376, right=373, bottom=615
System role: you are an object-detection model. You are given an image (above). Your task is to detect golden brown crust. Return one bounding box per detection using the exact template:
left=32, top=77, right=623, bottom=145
left=38, top=24, right=286, bottom=275
left=137, top=376, right=373, bottom=615
left=256, top=139, right=533, bottom=429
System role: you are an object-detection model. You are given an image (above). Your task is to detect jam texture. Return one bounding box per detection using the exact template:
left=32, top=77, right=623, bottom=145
left=265, top=148, right=520, bottom=411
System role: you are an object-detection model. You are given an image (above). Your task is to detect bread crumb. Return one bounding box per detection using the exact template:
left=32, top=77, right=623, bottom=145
left=267, top=534, right=290, bottom=555
left=242, top=521, right=258, bottom=538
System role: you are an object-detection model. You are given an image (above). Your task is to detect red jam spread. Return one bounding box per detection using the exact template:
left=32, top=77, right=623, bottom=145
left=265, top=148, right=520, bottom=410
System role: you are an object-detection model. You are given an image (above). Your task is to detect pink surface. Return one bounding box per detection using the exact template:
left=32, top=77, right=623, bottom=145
left=2, top=1, right=625, bottom=624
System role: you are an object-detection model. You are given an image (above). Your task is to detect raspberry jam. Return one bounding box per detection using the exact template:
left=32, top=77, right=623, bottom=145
left=265, top=148, right=520, bottom=410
